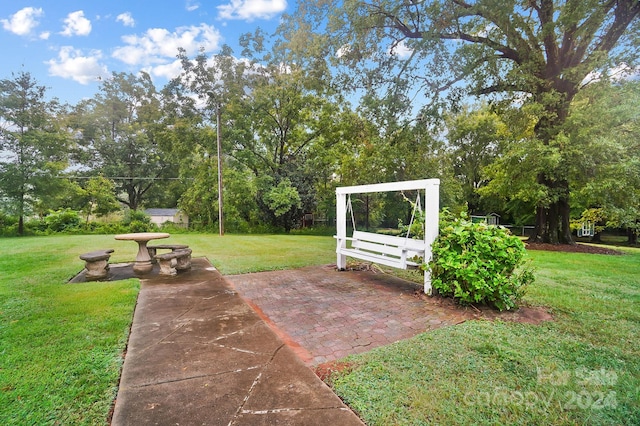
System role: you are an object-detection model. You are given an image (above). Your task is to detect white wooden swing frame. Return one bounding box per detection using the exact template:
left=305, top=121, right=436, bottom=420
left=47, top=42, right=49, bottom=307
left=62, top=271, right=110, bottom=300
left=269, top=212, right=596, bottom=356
left=335, top=179, right=440, bottom=295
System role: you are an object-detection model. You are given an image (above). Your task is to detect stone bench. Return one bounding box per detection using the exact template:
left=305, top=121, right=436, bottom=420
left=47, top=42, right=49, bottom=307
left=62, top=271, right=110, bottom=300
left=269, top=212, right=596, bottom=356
left=79, top=249, right=115, bottom=281
left=155, top=248, right=192, bottom=276
left=147, top=244, right=189, bottom=263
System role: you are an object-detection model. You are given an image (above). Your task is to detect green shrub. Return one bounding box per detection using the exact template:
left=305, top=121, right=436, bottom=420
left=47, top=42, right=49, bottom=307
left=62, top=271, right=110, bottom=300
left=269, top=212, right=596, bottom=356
left=428, top=212, right=534, bottom=311
left=122, top=210, right=155, bottom=232
left=44, top=209, right=82, bottom=233
left=0, top=213, right=19, bottom=236
left=85, top=222, right=128, bottom=235
left=127, top=220, right=152, bottom=233
left=159, top=222, right=191, bottom=234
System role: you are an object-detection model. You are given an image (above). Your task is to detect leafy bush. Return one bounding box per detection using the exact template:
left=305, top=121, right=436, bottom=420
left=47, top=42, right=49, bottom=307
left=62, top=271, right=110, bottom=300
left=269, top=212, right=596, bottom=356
left=159, top=221, right=191, bottom=234
left=44, top=209, right=82, bottom=233
left=127, top=220, right=152, bottom=233
left=428, top=212, right=534, bottom=311
left=78, top=221, right=128, bottom=235
left=122, top=210, right=156, bottom=232
left=0, top=213, right=19, bottom=236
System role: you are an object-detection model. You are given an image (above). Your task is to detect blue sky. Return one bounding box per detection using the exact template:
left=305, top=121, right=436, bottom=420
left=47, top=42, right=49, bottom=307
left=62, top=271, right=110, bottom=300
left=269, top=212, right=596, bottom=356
left=0, top=1, right=292, bottom=105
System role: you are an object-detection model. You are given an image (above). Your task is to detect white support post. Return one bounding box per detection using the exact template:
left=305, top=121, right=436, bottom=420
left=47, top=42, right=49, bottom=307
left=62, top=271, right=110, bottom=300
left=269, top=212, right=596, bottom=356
left=336, top=192, right=347, bottom=269
left=422, top=179, right=440, bottom=295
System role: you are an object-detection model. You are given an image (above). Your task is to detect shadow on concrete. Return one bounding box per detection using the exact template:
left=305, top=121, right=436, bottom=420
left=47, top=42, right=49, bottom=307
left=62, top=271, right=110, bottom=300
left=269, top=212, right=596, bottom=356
left=69, top=262, right=161, bottom=283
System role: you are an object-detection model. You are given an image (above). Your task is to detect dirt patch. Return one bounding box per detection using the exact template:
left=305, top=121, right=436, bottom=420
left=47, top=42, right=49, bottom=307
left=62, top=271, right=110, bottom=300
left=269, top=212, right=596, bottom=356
left=526, top=242, right=624, bottom=255
left=314, top=361, right=355, bottom=382
left=413, top=291, right=553, bottom=325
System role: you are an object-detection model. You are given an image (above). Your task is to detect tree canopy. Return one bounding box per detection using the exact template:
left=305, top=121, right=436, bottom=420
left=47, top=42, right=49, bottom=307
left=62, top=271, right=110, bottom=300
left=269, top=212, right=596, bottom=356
left=0, top=71, right=70, bottom=234
left=1, top=2, right=639, bottom=240
left=70, top=72, right=174, bottom=211
left=282, top=0, right=640, bottom=243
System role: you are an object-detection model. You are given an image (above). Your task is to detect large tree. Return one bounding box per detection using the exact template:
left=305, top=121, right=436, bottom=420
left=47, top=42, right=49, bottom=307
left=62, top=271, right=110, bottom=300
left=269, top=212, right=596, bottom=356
left=70, top=72, right=173, bottom=210
left=284, top=0, right=640, bottom=243
left=0, top=71, right=70, bottom=235
left=229, top=64, right=343, bottom=231
left=176, top=44, right=349, bottom=232
left=567, top=80, right=640, bottom=243
left=445, top=105, right=507, bottom=215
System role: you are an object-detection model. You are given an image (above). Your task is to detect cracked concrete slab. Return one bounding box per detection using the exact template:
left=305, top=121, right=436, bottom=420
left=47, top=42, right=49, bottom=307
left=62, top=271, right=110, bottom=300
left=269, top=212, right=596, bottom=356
left=111, top=258, right=363, bottom=426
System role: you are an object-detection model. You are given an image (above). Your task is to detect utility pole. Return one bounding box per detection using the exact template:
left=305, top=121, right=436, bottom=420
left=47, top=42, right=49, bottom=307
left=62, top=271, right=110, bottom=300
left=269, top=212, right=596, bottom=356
left=216, top=102, right=224, bottom=236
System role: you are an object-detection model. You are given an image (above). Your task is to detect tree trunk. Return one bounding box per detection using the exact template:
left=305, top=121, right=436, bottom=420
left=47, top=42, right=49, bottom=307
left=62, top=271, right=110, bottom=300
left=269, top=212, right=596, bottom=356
left=528, top=93, right=576, bottom=245
left=628, top=227, right=638, bottom=245
left=528, top=177, right=575, bottom=245
left=530, top=205, right=546, bottom=243
left=557, top=190, right=574, bottom=244
left=18, top=192, right=25, bottom=236
left=547, top=201, right=560, bottom=244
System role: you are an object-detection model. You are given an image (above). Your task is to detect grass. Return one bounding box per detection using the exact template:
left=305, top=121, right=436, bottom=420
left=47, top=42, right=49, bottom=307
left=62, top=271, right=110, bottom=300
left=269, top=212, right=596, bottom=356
left=328, top=247, right=640, bottom=425
left=0, top=236, right=139, bottom=425
left=0, top=233, right=335, bottom=425
left=1, top=233, right=638, bottom=424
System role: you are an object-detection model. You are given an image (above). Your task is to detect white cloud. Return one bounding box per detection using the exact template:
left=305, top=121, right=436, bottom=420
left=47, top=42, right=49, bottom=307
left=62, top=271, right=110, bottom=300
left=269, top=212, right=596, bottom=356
left=389, top=40, right=413, bottom=59
left=217, top=0, right=287, bottom=21
left=335, top=44, right=351, bottom=58
left=61, top=11, right=92, bottom=37
left=116, top=12, right=135, bottom=28
left=1, top=7, right=44, bottom=36
left=144, top=60, right=184, bottom=80
left=583, top=63, right=640, bottom=85
left=112, top=24, right=221, bottom=66
left=186, top=0, right=200, bottom=12
left=39, top=31, right=50, bottom=40
left=46, top=46, right=109, bottom=84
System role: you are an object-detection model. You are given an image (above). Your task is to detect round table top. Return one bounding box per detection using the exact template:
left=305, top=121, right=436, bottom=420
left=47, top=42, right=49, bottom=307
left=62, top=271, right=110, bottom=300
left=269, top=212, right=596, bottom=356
left=114, top=232, right=170, bottom=242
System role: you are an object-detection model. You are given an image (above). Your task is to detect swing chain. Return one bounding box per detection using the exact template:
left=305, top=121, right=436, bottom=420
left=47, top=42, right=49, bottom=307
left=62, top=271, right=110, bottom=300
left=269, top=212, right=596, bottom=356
left=405, top=191, right=422, bottom=240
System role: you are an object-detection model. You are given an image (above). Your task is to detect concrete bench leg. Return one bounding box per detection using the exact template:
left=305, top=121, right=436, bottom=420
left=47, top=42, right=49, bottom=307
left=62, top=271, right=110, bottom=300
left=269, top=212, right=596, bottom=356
left=85, top=259, right=110, bottom=281
left=157, top=257, right=177, bottom=276
left=147, top=247, right=157, bottom=263
left=175, top=254, right=192, bottom=271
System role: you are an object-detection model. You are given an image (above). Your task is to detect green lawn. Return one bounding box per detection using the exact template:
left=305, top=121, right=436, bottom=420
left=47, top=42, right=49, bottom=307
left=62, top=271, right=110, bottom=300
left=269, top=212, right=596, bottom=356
left=1, top=234, right=638, bottom=425
left=329, top=248, right=640, bottom=425
left=0, top=233, right=336, bottom=425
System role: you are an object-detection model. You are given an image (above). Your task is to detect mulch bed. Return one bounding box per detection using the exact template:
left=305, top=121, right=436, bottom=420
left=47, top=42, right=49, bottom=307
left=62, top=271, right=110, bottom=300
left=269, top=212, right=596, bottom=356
left=525, top=242, right=624, bottom=255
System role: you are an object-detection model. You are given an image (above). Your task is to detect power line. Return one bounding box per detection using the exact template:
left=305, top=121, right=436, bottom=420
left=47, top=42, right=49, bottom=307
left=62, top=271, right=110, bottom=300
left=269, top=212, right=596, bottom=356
left=56, top=176, right=189, bottom=180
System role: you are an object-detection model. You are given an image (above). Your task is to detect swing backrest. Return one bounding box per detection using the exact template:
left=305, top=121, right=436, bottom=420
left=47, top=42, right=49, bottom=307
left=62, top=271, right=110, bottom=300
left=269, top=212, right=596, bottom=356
left=352, top=230, right=425, bottom=253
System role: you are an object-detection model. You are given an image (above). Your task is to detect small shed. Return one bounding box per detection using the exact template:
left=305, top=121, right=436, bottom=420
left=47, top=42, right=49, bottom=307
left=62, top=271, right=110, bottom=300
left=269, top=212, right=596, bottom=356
left=470, top=212, right=501, bottom=225
left=486, top=212, right=500, bottom=226
left=145, top=208, right=189, bottom=228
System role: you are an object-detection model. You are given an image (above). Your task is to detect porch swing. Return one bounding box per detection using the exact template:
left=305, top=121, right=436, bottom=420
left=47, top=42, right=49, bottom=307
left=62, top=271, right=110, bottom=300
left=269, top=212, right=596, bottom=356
left=334, top=179, right=440, bottom=294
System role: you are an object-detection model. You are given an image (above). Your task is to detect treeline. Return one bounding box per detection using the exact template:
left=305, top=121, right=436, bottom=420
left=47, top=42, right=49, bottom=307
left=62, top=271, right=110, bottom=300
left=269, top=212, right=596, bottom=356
left=0, top=66, right=639, bottom=240
left=1, top=1, right=639, bottom=242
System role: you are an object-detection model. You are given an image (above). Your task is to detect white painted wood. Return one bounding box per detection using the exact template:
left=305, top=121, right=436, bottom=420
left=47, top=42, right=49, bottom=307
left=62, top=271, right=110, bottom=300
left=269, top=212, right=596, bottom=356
left=336, top=192, right=348, bottom=269
left=338, top=248, right=416, bottom=269
left=336, top=179, right=440, bottom=195
left=352, top=231, right=425, bottom=252
left=334, top=179, right=440, bottom=294
left=351, top=240, right=406, bottom=258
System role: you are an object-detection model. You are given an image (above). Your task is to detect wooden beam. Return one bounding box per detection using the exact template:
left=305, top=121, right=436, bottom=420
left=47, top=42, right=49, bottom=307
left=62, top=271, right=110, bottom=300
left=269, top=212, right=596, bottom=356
left=336, top=178, right=440, bottom=195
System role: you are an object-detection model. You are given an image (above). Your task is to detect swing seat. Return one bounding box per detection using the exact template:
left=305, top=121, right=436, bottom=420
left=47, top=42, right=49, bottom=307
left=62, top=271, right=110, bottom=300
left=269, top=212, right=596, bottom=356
left=335, top=230, right=425, bottom=270
left=335, top=179, right=440, bottom=294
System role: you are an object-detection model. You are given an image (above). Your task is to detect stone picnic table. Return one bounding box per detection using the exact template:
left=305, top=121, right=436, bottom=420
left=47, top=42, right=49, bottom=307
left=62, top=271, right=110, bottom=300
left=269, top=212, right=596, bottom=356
left=114, top=232, right=170, bottom=274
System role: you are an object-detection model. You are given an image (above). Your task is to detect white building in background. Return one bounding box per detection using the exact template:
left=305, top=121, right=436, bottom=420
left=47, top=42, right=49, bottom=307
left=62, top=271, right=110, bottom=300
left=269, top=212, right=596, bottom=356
left=144, top=208, right=189, bottom=228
